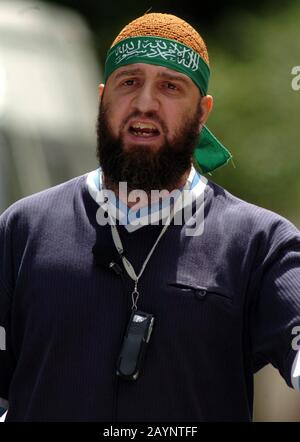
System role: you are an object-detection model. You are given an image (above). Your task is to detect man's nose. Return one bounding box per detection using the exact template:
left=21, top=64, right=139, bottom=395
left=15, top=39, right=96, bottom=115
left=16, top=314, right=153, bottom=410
left=132, top=84, right=159, bottom=113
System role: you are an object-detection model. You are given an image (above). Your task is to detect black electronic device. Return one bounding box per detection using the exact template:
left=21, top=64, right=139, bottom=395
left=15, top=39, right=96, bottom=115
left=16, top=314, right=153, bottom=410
left=117, top=310, right=155, bottom=381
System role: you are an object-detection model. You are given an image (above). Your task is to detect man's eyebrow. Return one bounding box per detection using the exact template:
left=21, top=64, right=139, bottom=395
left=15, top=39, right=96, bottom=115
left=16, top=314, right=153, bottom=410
left=157, top=71, right=190, bottom=84
left=114, top=68, right=144, bottom=80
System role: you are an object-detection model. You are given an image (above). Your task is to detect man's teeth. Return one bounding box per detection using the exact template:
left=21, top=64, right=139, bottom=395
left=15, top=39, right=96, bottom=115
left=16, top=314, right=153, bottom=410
left=132, top=122, right=158, bottom=131
left=132, top=131, right=156, bottom=137
left=130, top=122, right=159, bottom=137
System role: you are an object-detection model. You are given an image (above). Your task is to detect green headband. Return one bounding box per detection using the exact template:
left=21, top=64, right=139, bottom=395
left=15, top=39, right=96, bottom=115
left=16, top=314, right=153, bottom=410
left=104, top=36, right=232, bottom=174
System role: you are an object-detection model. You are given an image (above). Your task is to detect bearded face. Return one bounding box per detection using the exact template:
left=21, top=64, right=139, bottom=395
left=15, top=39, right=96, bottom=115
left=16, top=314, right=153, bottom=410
left=96, top=96, right=203, bottom=193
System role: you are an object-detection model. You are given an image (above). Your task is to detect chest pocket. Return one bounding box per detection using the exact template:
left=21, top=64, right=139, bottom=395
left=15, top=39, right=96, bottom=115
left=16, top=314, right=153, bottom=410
left=167, top=280, right=233, bottom=309
left=161, top=280, right=240, bottom=352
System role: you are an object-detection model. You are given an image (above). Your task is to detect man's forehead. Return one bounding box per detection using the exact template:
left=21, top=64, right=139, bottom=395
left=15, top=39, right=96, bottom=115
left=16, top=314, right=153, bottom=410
left=112, top=63, right=193, bottom=84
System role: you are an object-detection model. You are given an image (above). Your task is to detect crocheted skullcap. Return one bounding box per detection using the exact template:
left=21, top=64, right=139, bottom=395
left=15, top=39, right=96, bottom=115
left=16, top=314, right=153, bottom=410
left=111, top=12, right=209, bottom=66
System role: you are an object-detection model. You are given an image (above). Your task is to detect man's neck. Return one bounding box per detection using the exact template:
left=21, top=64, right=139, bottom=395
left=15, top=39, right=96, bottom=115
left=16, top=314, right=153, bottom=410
left=103, top=168, right=191, bottom=209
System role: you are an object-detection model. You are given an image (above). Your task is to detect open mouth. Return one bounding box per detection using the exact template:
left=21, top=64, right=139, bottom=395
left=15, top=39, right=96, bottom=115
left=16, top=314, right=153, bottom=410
left=129, top=122, right=161, bottom=138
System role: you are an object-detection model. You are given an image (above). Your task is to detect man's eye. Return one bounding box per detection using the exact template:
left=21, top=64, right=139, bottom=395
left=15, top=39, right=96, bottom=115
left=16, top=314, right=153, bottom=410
left=123, top=79, right=135, bottom=86
left=165, top=82, right=178, bottom=91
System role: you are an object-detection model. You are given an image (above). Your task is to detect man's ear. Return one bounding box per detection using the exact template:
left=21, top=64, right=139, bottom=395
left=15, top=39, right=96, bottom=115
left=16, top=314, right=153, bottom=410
left=98, top=83, right=105, bottom=99
left=199, top=95, right=213, bottom=129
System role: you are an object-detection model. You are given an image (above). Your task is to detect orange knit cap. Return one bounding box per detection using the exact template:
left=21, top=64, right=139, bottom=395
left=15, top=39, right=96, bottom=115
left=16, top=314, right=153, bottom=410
left=111, top=12, right=209, bottom=66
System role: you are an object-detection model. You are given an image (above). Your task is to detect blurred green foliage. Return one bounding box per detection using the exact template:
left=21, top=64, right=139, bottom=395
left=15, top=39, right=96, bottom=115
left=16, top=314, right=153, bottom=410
left=207, top=4, right=300, bottom=225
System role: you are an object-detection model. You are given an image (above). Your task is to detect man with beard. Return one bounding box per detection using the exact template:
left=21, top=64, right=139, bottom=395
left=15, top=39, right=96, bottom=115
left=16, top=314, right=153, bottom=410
left=0, top=13, right=299, bottom=422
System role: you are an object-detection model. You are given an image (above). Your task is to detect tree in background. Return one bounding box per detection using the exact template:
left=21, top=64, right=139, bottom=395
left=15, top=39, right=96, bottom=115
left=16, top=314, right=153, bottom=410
left=208, top=3, right=300, bottom=226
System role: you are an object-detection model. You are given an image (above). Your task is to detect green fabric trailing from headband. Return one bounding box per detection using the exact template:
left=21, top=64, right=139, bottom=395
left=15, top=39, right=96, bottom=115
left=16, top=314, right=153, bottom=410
left=195, top=126, right=232, bottom=174
left=104, top=36, right=233, bottom=174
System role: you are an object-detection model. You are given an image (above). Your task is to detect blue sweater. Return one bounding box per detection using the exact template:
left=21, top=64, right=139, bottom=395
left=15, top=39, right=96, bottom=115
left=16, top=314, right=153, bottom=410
left=0, top=174, right=299, bottom=421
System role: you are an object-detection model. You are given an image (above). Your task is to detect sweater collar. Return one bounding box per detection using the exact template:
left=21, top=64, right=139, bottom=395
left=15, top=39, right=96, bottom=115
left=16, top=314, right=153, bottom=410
left=86, top=166, right=207, bottom=232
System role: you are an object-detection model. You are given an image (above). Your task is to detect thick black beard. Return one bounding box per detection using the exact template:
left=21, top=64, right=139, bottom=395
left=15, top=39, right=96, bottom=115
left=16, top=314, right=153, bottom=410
left=96, top=101, right=202, bottom=193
